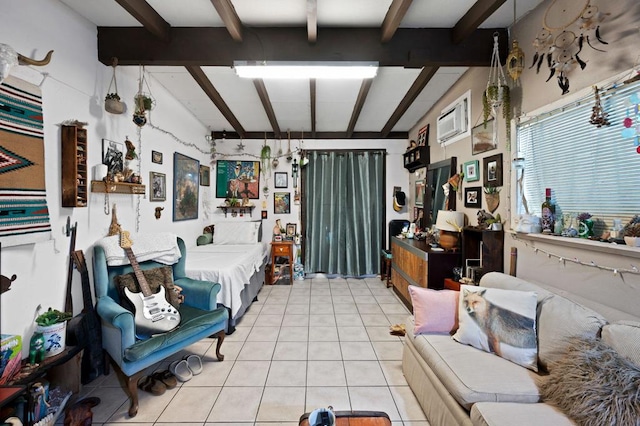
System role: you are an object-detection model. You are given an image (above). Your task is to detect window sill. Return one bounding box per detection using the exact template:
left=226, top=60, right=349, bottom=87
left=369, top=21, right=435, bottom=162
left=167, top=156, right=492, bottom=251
left=510, top=231, right=640, bottom=260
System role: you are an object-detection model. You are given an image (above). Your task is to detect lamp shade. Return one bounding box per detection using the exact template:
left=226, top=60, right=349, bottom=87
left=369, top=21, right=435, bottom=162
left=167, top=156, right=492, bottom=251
left=435, top=210, right=465, bottom=232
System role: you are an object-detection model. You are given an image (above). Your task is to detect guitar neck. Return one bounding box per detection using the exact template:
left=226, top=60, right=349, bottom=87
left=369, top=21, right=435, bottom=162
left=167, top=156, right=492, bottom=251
left=123, top=247, right=153, bottom=297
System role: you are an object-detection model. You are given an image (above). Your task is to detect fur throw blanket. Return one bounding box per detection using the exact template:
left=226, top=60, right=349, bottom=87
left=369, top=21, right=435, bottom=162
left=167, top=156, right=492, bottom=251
left=539, top=337, right=640, bottom=426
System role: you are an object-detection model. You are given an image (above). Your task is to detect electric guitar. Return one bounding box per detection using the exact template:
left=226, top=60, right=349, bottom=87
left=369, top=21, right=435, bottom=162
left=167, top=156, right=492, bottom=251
left=120, top=231, right=180, bottom=339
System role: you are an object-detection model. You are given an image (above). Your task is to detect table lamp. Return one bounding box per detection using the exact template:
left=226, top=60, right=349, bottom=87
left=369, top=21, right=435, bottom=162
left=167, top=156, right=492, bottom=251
left=435, top=210, right=465, bottom=251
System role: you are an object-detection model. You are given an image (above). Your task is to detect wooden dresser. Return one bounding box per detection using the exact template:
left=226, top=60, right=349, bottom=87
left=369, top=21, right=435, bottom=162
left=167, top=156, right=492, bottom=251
left=390, top=236, right=460, bottom=309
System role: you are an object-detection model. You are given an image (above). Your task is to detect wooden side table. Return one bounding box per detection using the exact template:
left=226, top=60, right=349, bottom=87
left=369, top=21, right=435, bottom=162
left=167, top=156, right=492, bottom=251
left=270, top=241, right=294, bottom=284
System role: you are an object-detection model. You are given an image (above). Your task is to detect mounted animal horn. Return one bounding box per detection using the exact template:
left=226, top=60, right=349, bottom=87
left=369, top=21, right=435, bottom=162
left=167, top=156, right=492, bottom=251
left=0, top=43, right=53, bottom=84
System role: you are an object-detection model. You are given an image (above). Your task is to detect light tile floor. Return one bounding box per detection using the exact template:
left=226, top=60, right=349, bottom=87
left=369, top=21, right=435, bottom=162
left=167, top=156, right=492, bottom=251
left=77, top=277, right=429, bottom=425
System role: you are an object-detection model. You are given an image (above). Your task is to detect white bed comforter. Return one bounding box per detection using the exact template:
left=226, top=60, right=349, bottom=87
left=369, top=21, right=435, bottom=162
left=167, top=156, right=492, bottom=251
left=184, top=242, right=270, bottom=318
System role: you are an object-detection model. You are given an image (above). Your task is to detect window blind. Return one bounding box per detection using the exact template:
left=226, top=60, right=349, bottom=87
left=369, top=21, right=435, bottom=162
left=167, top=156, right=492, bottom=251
left=516, top=80, right=640, bottom=231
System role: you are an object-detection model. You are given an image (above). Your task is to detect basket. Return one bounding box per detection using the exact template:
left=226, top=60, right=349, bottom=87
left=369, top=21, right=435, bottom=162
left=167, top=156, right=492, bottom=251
left=105, top=98, right=125, bottom=114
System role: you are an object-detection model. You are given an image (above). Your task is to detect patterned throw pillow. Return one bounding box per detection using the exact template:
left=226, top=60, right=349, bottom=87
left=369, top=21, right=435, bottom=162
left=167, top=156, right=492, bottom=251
left=409, top=286, right=459, bottom=334
left=452, top=285, right=538, bottom=371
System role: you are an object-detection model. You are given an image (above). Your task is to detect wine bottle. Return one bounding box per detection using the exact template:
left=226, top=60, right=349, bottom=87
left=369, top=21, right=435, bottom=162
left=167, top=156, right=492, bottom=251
left=541, top=188, right=555, bottom=234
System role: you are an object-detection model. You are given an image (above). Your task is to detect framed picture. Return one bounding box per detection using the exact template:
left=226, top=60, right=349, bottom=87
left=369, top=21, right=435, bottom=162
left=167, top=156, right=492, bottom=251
left=464, top=160, right=480, bottom=182
left=215, top=160, right=260, bottom=199
left=417, top=124, right=429, bottom=146
left=415, top=179, right=425, bottom=207
left=149, top=171, right=166, bottom=202
left=274, top=172, right=288, bottom=188
left=471, top=119, right=497, bottom=155
left=464, top=186, right=482, bottom=208
left=173, top=152, right=199, bottom=221
left=274, top=192, right=290, bottom=214
left=102, top=139, right=124, bottom=176
left=286, top=223, right=297, bottom=237
left=152, top=150, right=163, bottom=164
left=199, top=165, right=210, bottom=186
left=483, top=153, right=503, bottom=187
left=261, top=210, right=268, bottom=219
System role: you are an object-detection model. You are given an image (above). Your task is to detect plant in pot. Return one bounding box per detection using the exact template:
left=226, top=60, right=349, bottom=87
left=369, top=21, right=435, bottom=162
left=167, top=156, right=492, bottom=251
left=485, top=213, right=504, bottom=231
left=35, top=307, right=72, bottom=358
left=483, top=186, right=501, bottom=214
left=577, top=212, right=594, bottom=238
left=623, top=215, right=640, bottom=247
left=134, top=93, right=155, bottom=112
left=105, top=92, right=125, bottom=115
left=484, top=32, right=512, bottom=141
left=261, top=143, right=271, bottom=174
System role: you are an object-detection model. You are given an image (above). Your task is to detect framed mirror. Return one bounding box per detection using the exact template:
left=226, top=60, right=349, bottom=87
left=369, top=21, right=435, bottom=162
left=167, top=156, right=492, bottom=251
left=423, top=157, right=457, bottom=228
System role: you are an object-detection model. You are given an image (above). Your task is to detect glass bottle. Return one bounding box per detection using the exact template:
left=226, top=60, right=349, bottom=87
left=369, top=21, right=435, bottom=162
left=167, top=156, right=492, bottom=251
left=541, top=188, right=555, bottom=234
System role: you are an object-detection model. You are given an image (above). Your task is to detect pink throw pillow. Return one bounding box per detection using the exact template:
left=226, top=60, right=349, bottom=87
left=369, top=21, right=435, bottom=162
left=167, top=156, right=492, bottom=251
left=409, top=286, right=459, bottom=335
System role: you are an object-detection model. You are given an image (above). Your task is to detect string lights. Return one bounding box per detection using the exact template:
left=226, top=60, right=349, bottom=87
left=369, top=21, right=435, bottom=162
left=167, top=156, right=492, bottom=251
left=512, top=233, right=640, bottom=278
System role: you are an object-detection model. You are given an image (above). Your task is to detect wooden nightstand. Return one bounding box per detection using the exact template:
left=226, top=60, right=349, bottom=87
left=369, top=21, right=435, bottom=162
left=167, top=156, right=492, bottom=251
left=270, top=241, right=294, bottom=284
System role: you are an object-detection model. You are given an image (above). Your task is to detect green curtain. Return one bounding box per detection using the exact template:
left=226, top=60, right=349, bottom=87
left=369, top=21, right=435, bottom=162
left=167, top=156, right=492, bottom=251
left=303, top=150, right=384, bottom=276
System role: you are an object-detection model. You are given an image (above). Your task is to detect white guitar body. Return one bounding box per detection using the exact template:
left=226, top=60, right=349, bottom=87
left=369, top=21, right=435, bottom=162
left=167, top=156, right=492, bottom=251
left=124, top=286, right=180, bottom=338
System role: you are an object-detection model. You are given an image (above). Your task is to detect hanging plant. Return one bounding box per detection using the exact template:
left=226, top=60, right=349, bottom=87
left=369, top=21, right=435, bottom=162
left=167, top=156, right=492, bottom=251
left=134, top=93, right=155, bottom=112
left=105, top=58, right=125, bottom=115
left=261, top=139, right=271, bottom=173
left=484, top=32, right=512, bottom=143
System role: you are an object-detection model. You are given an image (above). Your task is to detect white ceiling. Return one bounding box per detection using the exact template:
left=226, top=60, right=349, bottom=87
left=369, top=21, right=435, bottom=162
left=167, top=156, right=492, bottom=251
left=59, top=0, right=544, bottom=138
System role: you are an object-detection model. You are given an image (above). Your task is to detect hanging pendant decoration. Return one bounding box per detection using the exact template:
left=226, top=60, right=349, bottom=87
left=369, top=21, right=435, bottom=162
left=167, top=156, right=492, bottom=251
left=589, top=85, right=609, bottom=127
left=532, top=0, right=609, bottom=95
left=620, top=90, right=640, bottom=154
left=483, top=32, right=511, bottom=143
left=133, top=66, right=155, bottom=127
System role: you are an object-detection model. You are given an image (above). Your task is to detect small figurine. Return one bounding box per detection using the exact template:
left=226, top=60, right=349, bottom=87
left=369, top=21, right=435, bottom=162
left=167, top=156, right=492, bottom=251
left=29, top=332, right=46, bottom=365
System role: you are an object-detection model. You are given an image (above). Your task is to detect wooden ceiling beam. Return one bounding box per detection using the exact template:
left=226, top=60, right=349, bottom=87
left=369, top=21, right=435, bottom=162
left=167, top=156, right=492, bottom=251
left=114, top=0, right=171, bottom=42
left=185, top=65, right=246, bottom=137
left=381, top=66, right=439, bottom=137
left=452, top=0, right=506, bottom=44
left=210, top=131, right=408, bottom=140
left=97, top=27, right=507, bottom=67
left=346, top=79, right=373, bottom=138
left=310, top=79, right=316, bottom=138
left=381, top=0, right=413, bottom=42
left=307, top=0, right=318, bottom=43
left=253, top=79, right=281, bottom=139
left=210, top=0, right=243, bottom=42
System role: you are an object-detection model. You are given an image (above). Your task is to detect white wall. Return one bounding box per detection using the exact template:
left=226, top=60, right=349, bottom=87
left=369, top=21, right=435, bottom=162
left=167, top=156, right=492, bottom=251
left=0, top=0, right=212, bottom=350
left=407, top=0, right=640, bottom=319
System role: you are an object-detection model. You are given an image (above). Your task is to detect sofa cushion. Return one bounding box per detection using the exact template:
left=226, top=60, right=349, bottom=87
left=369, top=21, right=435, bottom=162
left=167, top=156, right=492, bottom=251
left=406, top=326, right=540, bottom=410
left=453, top=285, right=538, bottom=371
left=601, top=320, right=640, bottom=367
left=470, top=402, right=575, bottom=426
left=539, top=337, right=640, bottom=426
left=197, top=232, right=213, bottom=246
left=409, top=286, right=459, bottom=334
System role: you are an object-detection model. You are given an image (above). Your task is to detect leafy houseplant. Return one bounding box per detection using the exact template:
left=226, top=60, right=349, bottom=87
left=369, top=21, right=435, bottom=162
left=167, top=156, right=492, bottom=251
left=483, top=85, right=511, bottom=141
left=576, top=212, right=594, bottom=238
left=35, top=307, right=72, bottom=358
left=35, top=308, right=72, bottom=327
left=483, top=186, right=501, bottom=214
left=134, top=93, right=154, bottom=112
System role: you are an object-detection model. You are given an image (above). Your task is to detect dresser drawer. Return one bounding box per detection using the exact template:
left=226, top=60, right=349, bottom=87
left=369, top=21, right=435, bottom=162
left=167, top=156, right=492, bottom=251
left=273, top=244, right=292, bottom=256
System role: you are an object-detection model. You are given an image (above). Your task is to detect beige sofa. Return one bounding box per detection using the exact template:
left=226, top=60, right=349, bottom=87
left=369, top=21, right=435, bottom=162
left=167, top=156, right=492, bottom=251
left=402, top=272, right=639, bottom=426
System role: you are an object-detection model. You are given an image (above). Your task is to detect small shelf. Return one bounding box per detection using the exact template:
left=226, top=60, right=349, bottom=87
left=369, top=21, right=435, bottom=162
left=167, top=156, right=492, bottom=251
left=91, top=180, right=146, bottom=195
left=217, top=205, right=255, bottom=218
left=403, top=145, right=429, bottom=172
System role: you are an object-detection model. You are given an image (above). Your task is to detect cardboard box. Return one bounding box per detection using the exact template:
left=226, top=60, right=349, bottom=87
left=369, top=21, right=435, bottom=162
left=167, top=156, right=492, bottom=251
left=0, top=334, right=23, bottom=384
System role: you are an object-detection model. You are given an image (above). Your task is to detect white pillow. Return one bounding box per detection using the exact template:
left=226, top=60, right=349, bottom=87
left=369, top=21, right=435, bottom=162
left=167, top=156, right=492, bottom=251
left=213, top=221, right=261, bottom=245
left=453, top=285, right=539, bottom=371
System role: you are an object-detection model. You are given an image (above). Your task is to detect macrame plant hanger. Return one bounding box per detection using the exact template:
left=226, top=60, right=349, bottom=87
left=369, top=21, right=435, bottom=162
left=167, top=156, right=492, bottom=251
left=486, top=32, right=508, bottom=144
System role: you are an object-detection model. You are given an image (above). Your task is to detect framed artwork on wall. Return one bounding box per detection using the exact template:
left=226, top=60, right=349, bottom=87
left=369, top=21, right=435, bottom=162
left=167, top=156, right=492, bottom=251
left=261, top=210, right=268, bottom=219
left=102, top=139, right=124, bottom=176
left=199, top=165, right=210, bottom=186
left=286, top=223, right=297, bottom=237
left=149, top=171, right=166, bottom=202
left=274, top=192, right=290, bottom=214
left=415, top=179, right=425, bottom=207
left=483, top=153, right=503, bottom=187
left=151, top=150, right=163, bottom=164
left=274, top=172, right=288, bottom=188
left=173, top=152, right=199, bottom=221
left=417, top=124, right=429, bottom=146
left=471, top=119, right=497, bottom=155
left=215, top=160, right=260, bottom=199
left=464, top=160, right=480, bottom=182
left=464, top=186, right=482, bottom=208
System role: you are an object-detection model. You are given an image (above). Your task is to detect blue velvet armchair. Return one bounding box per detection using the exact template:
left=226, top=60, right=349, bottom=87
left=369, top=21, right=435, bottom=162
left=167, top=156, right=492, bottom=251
left=93, top=237, right=228, bottom=417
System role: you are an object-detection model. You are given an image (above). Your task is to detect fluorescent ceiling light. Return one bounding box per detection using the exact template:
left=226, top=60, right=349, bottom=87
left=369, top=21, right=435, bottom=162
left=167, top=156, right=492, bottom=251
left=233, top=61, right=378, bottom=79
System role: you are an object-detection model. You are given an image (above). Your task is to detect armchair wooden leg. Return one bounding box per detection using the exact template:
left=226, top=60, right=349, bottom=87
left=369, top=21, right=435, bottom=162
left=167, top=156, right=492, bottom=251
left=214, top=330, right=225, bottom=361
left=125, top=371, right=145, bottom=418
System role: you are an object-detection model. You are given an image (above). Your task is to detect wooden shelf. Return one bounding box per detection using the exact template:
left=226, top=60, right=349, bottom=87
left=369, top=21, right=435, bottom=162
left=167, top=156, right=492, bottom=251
left=61, top=125, right=88, bottom=207
left=217, top=205, right=255, bottom=217
left=91, top=180, right=146, bottom=195
left=403, top=145, right=429, bottom=172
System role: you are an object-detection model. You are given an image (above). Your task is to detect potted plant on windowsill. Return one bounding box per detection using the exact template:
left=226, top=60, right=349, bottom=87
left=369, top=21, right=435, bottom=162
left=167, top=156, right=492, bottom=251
left=623, top=215, right=640, bottom=247
left=35, top=307, right=73, bottom=358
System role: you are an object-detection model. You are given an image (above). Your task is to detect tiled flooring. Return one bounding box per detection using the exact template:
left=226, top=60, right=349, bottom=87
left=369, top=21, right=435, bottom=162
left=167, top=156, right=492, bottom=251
left=79, top=277, right=429, bottom=425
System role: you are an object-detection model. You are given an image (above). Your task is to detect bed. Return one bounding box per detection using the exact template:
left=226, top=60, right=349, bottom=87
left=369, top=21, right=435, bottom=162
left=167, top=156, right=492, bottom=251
left=183, top=221, right=269, bottom=332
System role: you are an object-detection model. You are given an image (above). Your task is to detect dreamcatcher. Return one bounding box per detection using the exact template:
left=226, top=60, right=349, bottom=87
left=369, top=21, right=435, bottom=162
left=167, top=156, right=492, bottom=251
left=531, top=0, right=609, bottom=95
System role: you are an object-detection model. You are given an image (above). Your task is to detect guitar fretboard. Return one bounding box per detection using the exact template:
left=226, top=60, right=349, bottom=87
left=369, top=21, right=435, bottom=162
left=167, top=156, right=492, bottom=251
left=123, top=247, right=153, bottom=297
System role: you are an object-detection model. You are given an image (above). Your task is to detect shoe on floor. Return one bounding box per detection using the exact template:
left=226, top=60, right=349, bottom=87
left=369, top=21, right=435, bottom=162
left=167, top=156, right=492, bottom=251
left=138, top=375, right=166, bottom=395
left=184, top=354, right=203, bottom=375
left=389, top=323, right=406, bottom=336
left=169, top=359, right=193, bottom=382
left=152, top=369, right=178, bottom=389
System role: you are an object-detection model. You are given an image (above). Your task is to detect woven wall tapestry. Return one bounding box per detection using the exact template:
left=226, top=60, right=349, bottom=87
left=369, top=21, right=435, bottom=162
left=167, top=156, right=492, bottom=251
left=0, top=75, right=52, bottom=246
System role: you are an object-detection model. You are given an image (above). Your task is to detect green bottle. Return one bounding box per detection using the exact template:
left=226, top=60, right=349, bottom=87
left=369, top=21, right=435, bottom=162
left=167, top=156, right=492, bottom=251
left=541, top=188, right=555, bottom=234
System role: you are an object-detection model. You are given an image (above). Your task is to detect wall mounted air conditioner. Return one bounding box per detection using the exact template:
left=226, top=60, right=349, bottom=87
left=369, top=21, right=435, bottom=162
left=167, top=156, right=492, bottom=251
left=437, top=90, right=471, bottom=145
